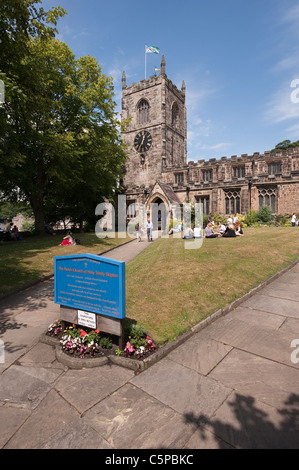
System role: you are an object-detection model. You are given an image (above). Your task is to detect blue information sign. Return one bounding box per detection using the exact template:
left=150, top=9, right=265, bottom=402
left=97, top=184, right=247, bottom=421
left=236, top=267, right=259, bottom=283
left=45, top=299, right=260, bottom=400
left=54, top=254, right=125, bottom=319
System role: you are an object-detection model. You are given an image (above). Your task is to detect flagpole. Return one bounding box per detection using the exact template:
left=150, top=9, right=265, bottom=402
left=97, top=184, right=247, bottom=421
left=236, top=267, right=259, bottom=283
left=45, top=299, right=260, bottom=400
left=145, top=45, right=147, bottom=80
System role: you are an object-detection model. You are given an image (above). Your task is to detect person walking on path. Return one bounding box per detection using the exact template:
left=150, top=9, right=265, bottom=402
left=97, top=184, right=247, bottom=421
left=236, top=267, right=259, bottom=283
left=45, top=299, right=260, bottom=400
left=146, top=218, right=153, bottom=241
left=135, top=222, right=142, bottom=242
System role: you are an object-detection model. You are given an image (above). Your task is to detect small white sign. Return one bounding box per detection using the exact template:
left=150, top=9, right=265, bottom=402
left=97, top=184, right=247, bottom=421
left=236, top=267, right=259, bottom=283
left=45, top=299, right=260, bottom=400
left=78, top=310, right=96, bottom=330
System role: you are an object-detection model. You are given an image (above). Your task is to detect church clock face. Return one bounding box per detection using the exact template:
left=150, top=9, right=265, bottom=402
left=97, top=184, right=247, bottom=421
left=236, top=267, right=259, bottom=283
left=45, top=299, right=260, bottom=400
left=134, top=130, right=152, bottom=153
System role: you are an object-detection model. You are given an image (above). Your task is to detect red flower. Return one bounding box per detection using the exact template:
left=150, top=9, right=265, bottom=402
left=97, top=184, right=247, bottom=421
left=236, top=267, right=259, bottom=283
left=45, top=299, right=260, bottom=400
left=80, top=331, right=87, bottom=337
left=95, top=329, right=100, bottom=334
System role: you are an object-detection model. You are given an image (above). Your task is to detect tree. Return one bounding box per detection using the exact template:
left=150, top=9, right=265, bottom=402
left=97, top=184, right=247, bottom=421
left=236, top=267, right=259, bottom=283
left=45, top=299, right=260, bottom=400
left=0, top=1, right=126, bottom=232
left=271, top=139, right=299, bottom=152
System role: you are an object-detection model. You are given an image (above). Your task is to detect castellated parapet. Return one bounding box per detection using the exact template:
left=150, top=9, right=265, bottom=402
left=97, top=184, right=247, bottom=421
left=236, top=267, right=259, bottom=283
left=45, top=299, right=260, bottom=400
left=160, top=147, right=299, bottom=214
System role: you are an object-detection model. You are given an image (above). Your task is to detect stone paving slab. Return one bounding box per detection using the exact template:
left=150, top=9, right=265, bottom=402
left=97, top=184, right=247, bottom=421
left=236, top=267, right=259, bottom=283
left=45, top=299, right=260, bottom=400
left=241, top=294, right=299, bottom=318
left=4, top=390, right=79, bottom=449
left=201, top=391, right=299, bottom=449
left=209, top=349, right=299, bottom=410
left=39, top=417, right=112, bottom=449
left=259, top=286, right=299, bottom=303
left=0, top=365, right=53, bottom=409
left=182, top=424, right=234, bottom=449
left=55, top=364, right=134, bottom=414
left=205, top=316, right=299, bottom=368
left=167, top=334, right=232, bottom=376
left=279, top=317, right=299, bottom=336
left=84, top=383, right=196, bottom=449
left=17, top=342, right=57, bottom=365
left=225, top=305, right=285, bottom=330
left=130, top=358, right=232, bottom=419
left=0, top=405, right=31, bottom=449
left=258, top=278, right=299, bottom=294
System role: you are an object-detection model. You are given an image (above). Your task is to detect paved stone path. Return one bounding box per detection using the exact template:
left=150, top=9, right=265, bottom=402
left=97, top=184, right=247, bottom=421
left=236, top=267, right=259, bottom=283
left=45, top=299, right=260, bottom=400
left=0, top=238, right=299, bottom=449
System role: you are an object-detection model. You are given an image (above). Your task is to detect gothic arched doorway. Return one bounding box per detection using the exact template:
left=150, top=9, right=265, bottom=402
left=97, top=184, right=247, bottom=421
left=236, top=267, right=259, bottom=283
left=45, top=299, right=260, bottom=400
left=147, top=195, right=169, bottom=231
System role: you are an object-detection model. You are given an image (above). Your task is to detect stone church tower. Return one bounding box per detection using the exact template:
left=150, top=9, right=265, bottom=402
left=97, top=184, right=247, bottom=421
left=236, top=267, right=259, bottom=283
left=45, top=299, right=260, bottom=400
left=121, top=55, right=187, bottom=202
left=121, top=56, right=299, bottom=219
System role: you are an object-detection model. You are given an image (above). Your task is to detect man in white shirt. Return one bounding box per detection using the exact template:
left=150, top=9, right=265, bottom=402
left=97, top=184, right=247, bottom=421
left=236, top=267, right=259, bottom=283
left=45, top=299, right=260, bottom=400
left=193, top=225, right=202, bottom=238
left=146, top=218, right=153, bottom=241
left=291, top=213, right=297, bottom=227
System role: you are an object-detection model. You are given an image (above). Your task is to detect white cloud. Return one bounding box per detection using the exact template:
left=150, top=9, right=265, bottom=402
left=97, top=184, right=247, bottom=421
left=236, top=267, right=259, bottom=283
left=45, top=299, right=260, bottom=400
left=265, top=4, right=299, bottom=127
left=272, top=54, right=299, bottom=73
left=199, top=142, right=232, bottom=151
left=265, top=80, right=299, bottom=123
left=285, top=121, right=299, bottom=139
left=283, top=4, right=299, bottom=26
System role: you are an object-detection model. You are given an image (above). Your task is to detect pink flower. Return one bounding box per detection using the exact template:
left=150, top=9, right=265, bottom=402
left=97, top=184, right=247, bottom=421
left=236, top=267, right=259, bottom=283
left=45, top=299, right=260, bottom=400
left=147, top=338, right=156, bottom=351
left=124, top=341, right=135, bottom=353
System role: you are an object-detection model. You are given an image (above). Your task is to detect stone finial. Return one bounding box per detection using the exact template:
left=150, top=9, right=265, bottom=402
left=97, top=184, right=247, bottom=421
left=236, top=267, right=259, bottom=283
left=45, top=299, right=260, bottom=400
left=181, top=80, right=186, bottom=96
left=122, top=71, right=126, bottom=89
left=161, top=54, right=166, bottom=75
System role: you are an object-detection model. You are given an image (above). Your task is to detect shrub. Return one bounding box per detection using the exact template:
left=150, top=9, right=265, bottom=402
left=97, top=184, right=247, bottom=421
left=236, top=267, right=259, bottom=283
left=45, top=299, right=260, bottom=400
left=21, top=219, right=35, bottom=232
left=244, top=209, right=258, bottom=226
left=203, top=215, right=209, bottom=227
left=257, top=206, right=273, bottom=223
left=212, top=213, right=227, bottom=225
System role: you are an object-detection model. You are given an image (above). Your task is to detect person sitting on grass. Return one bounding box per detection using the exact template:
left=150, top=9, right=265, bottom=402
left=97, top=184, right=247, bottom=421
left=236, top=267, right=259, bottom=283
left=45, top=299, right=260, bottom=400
left=60, top=231, right=77, bottom=246
left=11, top=225, right=23, bottom=241
left=4, top=222, right=16, bottom=241
left=45, top=224, right=56, bottom=235
left=222, top=223, right=237, bottom=237
left=204, top=222, right=220, bottom=238
left=183, top=225, right=194, bottom=239
left=193, top=224, right=202, bottom=238
left=235, top=220, right=244, bottom=236
left=217, top=221, right=226, bottom=235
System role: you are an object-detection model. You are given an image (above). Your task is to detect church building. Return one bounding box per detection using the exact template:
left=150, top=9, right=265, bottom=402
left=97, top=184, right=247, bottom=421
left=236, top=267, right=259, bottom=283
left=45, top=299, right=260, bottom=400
left=121, top=55, right=299, bottom=223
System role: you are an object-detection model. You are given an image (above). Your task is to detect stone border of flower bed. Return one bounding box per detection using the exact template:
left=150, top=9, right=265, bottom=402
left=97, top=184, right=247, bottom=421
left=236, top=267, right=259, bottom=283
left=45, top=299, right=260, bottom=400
left=39, top=332, right=161, bottom=371
left=40, top=256, right=299, bottom=372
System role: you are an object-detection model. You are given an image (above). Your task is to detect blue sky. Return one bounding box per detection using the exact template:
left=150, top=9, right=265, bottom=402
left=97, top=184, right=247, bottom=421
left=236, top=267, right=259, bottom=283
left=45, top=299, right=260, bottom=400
left=41, top=0, right=299, bottom=162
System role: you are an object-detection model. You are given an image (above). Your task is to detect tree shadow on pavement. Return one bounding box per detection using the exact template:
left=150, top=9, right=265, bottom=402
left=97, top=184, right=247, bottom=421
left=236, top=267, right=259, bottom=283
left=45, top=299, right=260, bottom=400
left=184, top=392, right=299, bottom=449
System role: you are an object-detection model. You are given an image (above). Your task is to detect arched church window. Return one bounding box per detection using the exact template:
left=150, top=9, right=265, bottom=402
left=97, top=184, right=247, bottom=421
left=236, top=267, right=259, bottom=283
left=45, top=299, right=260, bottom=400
left=258, top=187, right=276, bottom=212
left=225, top=190, right=241, bottom=215
left=172, top=102, right=179, bottom=128
left=137, top=99, right=150, bottom=124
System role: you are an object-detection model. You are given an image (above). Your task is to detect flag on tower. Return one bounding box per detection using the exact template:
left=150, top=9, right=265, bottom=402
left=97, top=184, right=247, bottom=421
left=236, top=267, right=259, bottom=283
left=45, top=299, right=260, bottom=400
left=145, top=45, right=159, bottom=54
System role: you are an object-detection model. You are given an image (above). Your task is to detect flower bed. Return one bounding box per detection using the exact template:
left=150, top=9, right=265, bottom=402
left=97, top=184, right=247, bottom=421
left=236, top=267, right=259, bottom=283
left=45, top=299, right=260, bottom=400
left=46, top=319, right=157, bottom=361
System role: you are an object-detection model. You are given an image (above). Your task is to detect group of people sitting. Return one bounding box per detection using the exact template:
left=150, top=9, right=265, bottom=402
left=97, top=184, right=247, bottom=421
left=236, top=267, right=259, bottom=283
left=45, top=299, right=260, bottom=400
left=1, top=222, right=23, bottom=241
left=182, top=216, right=244, bottom=240
left=204, top=220, right=243, bottom=238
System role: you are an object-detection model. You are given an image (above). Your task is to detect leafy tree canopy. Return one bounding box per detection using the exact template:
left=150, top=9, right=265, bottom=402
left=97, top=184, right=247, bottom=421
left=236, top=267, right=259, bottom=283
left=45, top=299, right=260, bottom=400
left=271, top=139, right=299, bottom=152
left=0, top=0, right=127, bottom=232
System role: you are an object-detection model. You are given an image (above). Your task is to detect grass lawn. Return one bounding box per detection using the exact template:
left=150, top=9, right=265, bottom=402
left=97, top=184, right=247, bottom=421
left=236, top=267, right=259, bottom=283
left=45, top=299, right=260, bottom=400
left=125, top=227, right=299, bottom=344
left=1, top=226, right=298, bottom=347
left=0, top=232, right=130, bottom=296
